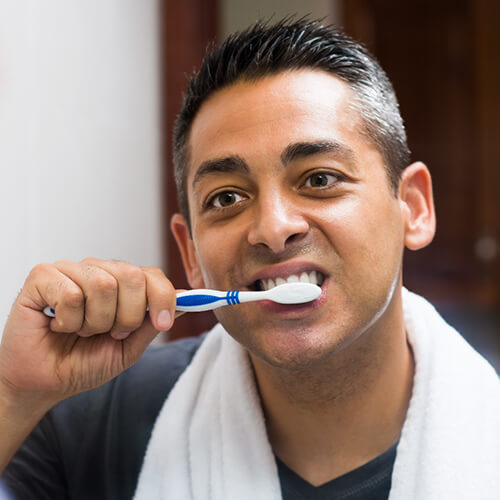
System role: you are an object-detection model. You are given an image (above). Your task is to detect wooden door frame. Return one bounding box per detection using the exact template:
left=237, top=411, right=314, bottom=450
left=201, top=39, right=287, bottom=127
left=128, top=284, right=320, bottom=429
left=161, top=0, right=218, bottom=339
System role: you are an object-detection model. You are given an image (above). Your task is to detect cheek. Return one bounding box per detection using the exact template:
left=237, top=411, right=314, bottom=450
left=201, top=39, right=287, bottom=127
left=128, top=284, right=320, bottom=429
left=191, top=224, right=244, bottom=288
left=314, top=195, right=403, bottom=274
left=193, top=239, right=222, bottom=287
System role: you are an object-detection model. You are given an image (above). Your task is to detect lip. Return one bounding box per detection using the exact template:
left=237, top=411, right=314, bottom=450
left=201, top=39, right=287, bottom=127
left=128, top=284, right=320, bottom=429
left=245, top=260, right=329, bottom=290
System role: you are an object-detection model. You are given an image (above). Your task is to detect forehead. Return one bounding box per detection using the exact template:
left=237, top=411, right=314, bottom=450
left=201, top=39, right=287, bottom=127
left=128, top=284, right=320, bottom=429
left=187, top=70, right=362, bottom=180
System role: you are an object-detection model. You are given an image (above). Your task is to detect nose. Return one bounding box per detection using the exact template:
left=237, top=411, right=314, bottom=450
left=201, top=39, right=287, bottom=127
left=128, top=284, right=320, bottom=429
left=247, top=191, right=310, bottom=253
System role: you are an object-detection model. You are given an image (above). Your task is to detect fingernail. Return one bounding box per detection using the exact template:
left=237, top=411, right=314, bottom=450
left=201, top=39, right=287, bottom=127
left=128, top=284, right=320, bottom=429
left=115, top=331, right=131, bottom=340
left=157, top=310, right=172, bottom=330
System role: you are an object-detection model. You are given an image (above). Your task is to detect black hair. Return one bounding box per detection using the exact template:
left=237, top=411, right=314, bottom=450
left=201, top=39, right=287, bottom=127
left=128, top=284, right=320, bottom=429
left=173, top=17, right=410, bottom=228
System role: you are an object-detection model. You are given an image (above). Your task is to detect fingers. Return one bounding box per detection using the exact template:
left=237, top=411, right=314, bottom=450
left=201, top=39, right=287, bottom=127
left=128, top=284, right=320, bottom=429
left=24, top=263, right=86, bottom=333
left=27, top=258, right=178, bottom=341
left=121, top=310, right=159, bottom=365
left=53, top=259, right=118, bottom=336
left=142, top=267, right=176, bottom=332
left=122, top=271, right=177, bottom=361
left=77, top=259, right=148, bottom=340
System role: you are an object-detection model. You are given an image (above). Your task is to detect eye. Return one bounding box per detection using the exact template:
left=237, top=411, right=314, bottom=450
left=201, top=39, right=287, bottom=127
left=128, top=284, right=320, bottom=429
left=304, top=172, right=339, bottom=188
left=209, top=191, right=246, bottom=208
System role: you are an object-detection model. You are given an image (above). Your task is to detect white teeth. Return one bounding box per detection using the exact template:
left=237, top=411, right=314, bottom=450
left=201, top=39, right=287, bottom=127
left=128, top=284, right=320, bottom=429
left=258, top=271, right=324, bottom=291
left=310, top=270, right=317, bottom=284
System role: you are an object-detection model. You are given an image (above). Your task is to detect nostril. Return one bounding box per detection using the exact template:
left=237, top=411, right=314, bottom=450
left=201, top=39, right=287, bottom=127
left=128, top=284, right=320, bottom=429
left=285, top=232, right=305, bottom=246
left=247, top=212, right=309, bottom=253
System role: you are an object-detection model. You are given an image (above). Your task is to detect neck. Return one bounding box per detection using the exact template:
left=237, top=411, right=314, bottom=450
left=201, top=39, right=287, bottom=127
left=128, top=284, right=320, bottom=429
left=249, top=290, right=414, bottom=486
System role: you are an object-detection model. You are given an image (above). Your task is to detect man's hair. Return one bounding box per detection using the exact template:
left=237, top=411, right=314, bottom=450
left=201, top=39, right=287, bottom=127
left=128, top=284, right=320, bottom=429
left=173, top=17, right=410, bottom=228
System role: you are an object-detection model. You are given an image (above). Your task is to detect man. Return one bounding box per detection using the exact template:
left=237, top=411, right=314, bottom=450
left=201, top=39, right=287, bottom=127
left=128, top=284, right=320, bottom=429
left=1, top=18, right=499, bottom=500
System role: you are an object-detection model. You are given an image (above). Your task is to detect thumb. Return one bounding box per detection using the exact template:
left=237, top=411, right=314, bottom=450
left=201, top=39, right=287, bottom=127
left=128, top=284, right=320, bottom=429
left=120, top=314, right=160, bottom=367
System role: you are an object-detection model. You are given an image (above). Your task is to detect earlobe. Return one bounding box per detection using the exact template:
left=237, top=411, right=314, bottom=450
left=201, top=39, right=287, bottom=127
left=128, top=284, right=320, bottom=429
left=399, top=162, right=436, bottom=250
left=170, top=214, right=206, bottom=288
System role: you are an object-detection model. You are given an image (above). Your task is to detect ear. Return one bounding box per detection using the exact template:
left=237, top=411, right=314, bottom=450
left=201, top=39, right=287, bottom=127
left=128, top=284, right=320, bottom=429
left=170, top=213, right=206, bottom=288
left=398, top=162, right=436, bottom=250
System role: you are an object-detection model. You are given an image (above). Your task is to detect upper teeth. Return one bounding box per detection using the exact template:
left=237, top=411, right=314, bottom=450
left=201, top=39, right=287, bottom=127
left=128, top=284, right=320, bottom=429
left=259, top=271, right=323, bottom=291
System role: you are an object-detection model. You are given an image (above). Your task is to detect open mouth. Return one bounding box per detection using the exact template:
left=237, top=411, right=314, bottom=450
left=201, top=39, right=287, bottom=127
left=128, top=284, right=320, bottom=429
left=252, top=270, right=326, bottom=292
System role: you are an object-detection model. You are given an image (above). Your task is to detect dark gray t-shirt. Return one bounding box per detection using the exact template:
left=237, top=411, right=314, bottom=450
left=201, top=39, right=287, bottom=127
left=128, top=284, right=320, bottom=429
left=3, top=336, right=395, bottom=499
left=277, top=446, right=396, bottom=499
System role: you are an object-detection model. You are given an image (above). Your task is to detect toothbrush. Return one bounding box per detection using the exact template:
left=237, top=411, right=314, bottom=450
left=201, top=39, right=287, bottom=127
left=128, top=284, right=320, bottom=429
left=175, top=282, right=321, bottom=312
left=42, top=282, right=321, bottom=316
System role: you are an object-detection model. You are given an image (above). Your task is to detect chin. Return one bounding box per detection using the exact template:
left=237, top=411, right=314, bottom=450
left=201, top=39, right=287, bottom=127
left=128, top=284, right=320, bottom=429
left=246, top=324, right=356, bottom=371
left=214, top=296, right=384, bottom=371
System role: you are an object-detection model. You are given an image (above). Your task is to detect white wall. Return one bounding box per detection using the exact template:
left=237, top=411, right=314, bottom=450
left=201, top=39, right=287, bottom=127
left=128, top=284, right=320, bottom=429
left=0, top=1, right=163, bottom=333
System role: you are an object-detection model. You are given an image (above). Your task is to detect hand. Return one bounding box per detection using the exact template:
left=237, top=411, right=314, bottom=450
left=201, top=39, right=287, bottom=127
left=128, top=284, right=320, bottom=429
left=0, top=258, right=178, bottom=409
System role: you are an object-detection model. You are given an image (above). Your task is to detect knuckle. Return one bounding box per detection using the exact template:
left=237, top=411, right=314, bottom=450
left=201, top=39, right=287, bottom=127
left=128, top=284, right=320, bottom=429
left=62, top=288, right=85, bottom=310
left=144, top=267, right=170, bottom=286
left=147, top=267, right=174, bottom=290
left=81, top=310, right=115, bottom=334
left=54, top=259, right=73, bottom=268
left=122, top=266, right=146, bottom=290
left=143, top=265, right=162, bottom=274
left=164, top=281, right=176, bottom=299
left=80, top=256, right=100, bottom=265
left=91, top=273, right=118, bottom=297
left=161, top=285, right=176, bottom=301
left=117, top=314, right=144, bottom=331
left=30, top=262, right=53, bottom=278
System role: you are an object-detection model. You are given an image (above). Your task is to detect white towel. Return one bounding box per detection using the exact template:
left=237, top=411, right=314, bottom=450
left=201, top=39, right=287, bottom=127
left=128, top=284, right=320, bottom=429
left=134, top=288, right=500, bottom=499
left=389, top=289, right=500, bottom=499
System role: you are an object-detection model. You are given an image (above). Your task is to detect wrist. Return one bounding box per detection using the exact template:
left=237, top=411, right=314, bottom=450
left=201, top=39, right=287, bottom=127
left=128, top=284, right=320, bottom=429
left=0, top=371, right=56, bottom=421
left=0, top=376, right=54, bottom=474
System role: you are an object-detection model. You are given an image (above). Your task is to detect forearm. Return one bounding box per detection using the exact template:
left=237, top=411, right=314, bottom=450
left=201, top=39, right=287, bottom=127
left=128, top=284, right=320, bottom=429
left=0, top=382, right=53, bottom=474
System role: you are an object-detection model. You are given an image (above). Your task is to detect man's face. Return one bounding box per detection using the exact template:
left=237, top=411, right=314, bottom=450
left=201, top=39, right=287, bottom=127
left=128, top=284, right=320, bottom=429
left=178, top=70, right=407, bottom=369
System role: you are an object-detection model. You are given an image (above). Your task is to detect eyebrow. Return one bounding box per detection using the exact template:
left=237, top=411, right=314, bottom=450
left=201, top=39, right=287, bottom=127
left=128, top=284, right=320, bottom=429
left=192, top=155, right=250, bottom=191
left=280, top=140, right=356, bottom=166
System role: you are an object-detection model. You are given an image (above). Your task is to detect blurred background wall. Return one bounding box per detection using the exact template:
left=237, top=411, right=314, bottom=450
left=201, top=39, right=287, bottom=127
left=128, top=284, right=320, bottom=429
left=1, top=1, right=498, bottom=371
left=0, top=0, right=163, bottom=334
left=220, top=0, right=337, bottom=35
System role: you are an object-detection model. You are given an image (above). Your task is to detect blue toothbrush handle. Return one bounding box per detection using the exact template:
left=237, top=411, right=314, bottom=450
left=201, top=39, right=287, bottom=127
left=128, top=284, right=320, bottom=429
left=175, top=290, right=240, bottom=312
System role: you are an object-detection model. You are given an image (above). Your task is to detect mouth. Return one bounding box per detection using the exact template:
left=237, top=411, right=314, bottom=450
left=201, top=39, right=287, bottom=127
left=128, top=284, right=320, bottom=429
left=251, top=269, right=326, bottom=292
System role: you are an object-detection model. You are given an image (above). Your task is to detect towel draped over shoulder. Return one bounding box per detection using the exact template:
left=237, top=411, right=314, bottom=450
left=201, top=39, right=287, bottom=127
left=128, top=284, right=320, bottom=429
left=134, top=289, right=500, bottom=500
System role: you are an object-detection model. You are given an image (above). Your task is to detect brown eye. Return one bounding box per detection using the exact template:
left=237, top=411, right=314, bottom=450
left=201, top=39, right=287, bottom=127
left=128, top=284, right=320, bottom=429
left=211, top=191, right=244, bottom=208
left=305, top=172, right=337, bottom=188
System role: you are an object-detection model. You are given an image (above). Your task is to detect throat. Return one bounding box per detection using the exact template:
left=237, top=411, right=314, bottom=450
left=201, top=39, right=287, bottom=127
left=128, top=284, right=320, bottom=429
left=249, top=332, right=415, bottom=487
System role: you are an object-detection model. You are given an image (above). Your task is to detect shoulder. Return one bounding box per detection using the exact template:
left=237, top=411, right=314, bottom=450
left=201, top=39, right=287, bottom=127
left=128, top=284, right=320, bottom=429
left=48, top=335, right=206, bottom=482
left=121, top=334, right=206, bottom=390
left=53, top=334, right=206, bottom=426
left=4, top=336, right=206, bottom=499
